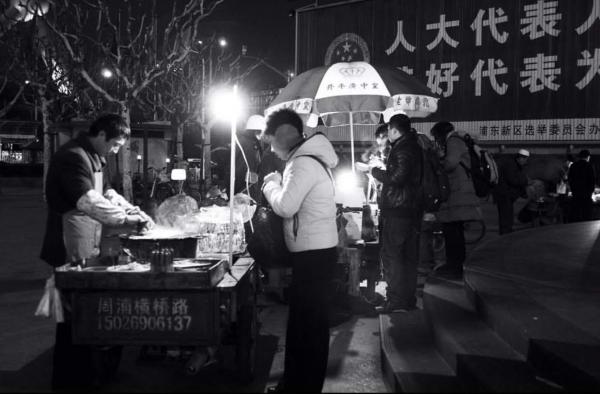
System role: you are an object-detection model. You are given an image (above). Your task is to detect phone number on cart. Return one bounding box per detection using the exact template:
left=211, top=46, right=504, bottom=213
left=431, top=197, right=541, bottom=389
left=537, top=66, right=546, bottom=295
left=97, top=315, right=192, bottom=332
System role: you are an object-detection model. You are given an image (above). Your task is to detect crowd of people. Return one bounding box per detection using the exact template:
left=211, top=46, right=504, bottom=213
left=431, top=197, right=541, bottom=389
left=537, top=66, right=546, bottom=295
left=39, top=109, right=596, bottom=393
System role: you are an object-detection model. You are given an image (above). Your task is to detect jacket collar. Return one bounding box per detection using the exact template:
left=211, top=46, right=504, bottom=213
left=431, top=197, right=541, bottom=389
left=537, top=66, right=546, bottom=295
left=390, top=130, right=416, bottom=148
left=75, top=134, right=106, bottom=169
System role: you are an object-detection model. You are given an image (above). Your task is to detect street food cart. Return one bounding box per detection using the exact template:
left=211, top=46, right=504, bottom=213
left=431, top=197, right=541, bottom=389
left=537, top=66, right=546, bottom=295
left=54, top=203, right=259, bottom=383
left=54, top=254, right=258, bottom=382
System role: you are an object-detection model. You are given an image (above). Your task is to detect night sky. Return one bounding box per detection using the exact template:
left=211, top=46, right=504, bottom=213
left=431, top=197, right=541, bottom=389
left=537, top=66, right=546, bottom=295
left=203, top=0, right=311, bottom=85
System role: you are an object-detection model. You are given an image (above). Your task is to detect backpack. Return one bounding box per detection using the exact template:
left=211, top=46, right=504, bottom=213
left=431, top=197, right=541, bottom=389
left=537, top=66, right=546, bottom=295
left=246, top=154, right=333, bottom=268
left=417, top=135, right=450, bottom=212
left=457, top=134, right=499, bottom=198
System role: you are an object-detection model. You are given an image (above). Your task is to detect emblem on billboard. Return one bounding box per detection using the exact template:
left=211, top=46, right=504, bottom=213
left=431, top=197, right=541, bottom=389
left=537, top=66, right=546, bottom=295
left=325, top=33, right=370, bottom=65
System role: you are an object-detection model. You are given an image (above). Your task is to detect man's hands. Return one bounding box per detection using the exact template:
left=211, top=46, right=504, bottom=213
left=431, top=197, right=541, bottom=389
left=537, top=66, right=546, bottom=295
left=125, top=206, right=155, bottom=233
left=369, top=157, right=385, bottom=169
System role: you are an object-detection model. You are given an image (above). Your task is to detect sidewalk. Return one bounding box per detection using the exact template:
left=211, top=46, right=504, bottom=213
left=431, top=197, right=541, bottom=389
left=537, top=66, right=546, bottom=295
left=0, top=186, right=387, bottom=392
left=0, top=186, right=54, bottom=390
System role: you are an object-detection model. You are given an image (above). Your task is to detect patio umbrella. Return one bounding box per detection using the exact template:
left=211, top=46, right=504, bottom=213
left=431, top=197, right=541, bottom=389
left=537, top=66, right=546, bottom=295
left=265, top=61, right=439, bottom=172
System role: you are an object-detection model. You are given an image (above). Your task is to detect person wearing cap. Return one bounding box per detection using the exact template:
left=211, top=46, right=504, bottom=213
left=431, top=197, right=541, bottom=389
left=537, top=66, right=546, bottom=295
left=567, top=149, right=596, bottom=222
left=234, top=114, right=265, bottom=201
left=493, top=149, right=530, bottom=234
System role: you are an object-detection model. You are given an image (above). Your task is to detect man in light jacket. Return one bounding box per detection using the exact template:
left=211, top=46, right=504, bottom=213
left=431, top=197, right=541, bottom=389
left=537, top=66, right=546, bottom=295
left=261, top=108, right=338, bottom=393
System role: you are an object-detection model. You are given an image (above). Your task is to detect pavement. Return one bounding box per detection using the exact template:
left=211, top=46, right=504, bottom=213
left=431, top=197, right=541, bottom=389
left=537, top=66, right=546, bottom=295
left=0, top=184, right=536, bottom=393
left=0, top=186, right=387, bottom=393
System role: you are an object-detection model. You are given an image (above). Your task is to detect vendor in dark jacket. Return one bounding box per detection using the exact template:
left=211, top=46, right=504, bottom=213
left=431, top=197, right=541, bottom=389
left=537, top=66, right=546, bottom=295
left=568, top=149, right=596, bottom=222
left=369, top=114, right=424, bottom=313
left=493, top=149, right=529, bottom=234
left=40, top=114, right=154, bottom=390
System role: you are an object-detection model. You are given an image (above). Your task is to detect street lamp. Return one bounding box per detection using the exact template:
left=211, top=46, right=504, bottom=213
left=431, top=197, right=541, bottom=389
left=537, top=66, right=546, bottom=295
left=218, top=38, right=227, bottom=48
left=210, top=84, right=244, bottom=266
left=101, top=68, right=113, bottom=79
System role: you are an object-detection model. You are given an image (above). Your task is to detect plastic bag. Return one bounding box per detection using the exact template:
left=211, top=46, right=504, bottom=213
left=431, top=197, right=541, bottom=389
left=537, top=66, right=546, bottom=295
left=34, top=275, right=64, bottom=323
left=156, top=194, right=198, bottom=227
left=246, top=206, right=291, bottom=268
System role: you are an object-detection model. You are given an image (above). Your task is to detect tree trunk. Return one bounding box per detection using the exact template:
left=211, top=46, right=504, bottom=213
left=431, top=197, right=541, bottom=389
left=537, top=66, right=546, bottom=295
left=41, top=93, right=51, bottom=202
left=119, top=104, right=133, bottom=202
left=175, top=121, right=184, bottom=160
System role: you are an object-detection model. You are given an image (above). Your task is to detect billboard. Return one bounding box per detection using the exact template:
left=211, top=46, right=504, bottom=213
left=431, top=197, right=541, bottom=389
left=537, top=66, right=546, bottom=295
left=296, top=0, right=600, bottom=141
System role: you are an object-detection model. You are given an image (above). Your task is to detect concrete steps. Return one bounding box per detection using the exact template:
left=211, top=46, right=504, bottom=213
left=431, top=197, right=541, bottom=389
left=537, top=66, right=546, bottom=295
left=465, top=271, right=600, bottom=392
left=379, top=276, right=559, bottom=392
left=379, top=310, right=459, bottom=393
left=380, top=222, right=600, bottom=392
left=424, top=277, right=557, bottom=393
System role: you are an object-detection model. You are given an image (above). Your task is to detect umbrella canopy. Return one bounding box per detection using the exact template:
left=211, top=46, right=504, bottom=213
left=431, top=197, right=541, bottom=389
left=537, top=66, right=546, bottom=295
left=265, top=61, right=439, bottom=127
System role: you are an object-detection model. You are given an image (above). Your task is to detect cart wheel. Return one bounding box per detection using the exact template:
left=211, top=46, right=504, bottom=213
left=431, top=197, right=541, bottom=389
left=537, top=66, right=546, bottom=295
left=236, top=304, right=258, bottom=383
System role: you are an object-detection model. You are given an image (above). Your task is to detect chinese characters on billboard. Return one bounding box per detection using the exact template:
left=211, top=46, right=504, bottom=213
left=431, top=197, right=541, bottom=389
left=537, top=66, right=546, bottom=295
left=297, top=0, right=600, bottom=141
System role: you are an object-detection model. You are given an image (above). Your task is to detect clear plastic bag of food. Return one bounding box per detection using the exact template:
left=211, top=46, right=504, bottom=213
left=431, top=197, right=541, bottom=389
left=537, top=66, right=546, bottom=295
left=156, top=194, right=198, bottom=227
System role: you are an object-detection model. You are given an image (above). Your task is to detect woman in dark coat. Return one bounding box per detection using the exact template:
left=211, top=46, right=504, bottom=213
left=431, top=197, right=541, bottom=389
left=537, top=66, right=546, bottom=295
left=430, top=121, right=481, bottom=277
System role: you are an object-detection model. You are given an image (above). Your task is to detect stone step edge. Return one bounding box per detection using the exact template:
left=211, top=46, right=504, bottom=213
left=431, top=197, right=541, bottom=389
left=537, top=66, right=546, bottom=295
left=379, top=310, right=459, bottom=393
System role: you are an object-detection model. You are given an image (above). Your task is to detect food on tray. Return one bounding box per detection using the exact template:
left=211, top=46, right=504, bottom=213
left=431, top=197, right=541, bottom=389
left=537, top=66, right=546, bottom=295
left=127, top=225, right=187, bottom=240
left=106, top=262, right=151, bottom=272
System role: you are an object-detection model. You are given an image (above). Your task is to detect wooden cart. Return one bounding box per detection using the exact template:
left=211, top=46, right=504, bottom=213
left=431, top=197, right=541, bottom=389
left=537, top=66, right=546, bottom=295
left=54, top=257, right=258, bottom=383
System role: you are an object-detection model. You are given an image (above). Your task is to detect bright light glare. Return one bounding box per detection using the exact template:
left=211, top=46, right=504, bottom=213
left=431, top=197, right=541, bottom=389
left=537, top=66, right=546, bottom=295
left=101, top=68, right=113, bottom=79
left=218, top=38, right=227, bottom=47
left=335, top=170, right=366, bottom=207
left=136, top=155, right=142, bottom=160
left=171, top=169, right=186, bottom=181
left=336, top=170, right=359, bottom=192
left=17, top=0, right=50, bottom=22
left=210, top=87, right=244, bottom=121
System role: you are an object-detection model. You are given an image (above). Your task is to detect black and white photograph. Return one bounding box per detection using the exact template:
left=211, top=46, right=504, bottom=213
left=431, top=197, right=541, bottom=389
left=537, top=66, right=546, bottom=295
left=0, top=0, right=598, bottom=392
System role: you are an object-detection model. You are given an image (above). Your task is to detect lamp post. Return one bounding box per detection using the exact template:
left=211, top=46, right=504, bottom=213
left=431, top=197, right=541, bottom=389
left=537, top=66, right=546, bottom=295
left=193, top=36, right=228, bottom=194
left=211, top=84, right=243, bottom=266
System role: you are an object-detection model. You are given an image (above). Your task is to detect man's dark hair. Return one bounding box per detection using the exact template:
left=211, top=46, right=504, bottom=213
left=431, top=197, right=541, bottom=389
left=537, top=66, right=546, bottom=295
left=388, top=113, right=411, bottom=133
left=264, top=108, right=303, bottom=137
left=430, top=121, right=454, bottom=138
left=579, top=149, right=591, bottom=159
left=375, top=124, right=387, bottom=138
left=88, top=114, right=130, bottom=140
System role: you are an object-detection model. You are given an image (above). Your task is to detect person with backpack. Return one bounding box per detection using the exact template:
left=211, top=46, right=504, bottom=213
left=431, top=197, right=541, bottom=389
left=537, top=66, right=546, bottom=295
left=493, top=149, right=530, bottom=234
left=368, top=114, right=424, bottom=313
left=430, top=121, right=482, bottom=278
left=261, top=109, right=338, bottom=393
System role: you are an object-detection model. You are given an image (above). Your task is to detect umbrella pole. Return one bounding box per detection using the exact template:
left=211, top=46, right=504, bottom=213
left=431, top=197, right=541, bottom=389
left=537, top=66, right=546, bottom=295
left=349, top=112, right=355, bottom=174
